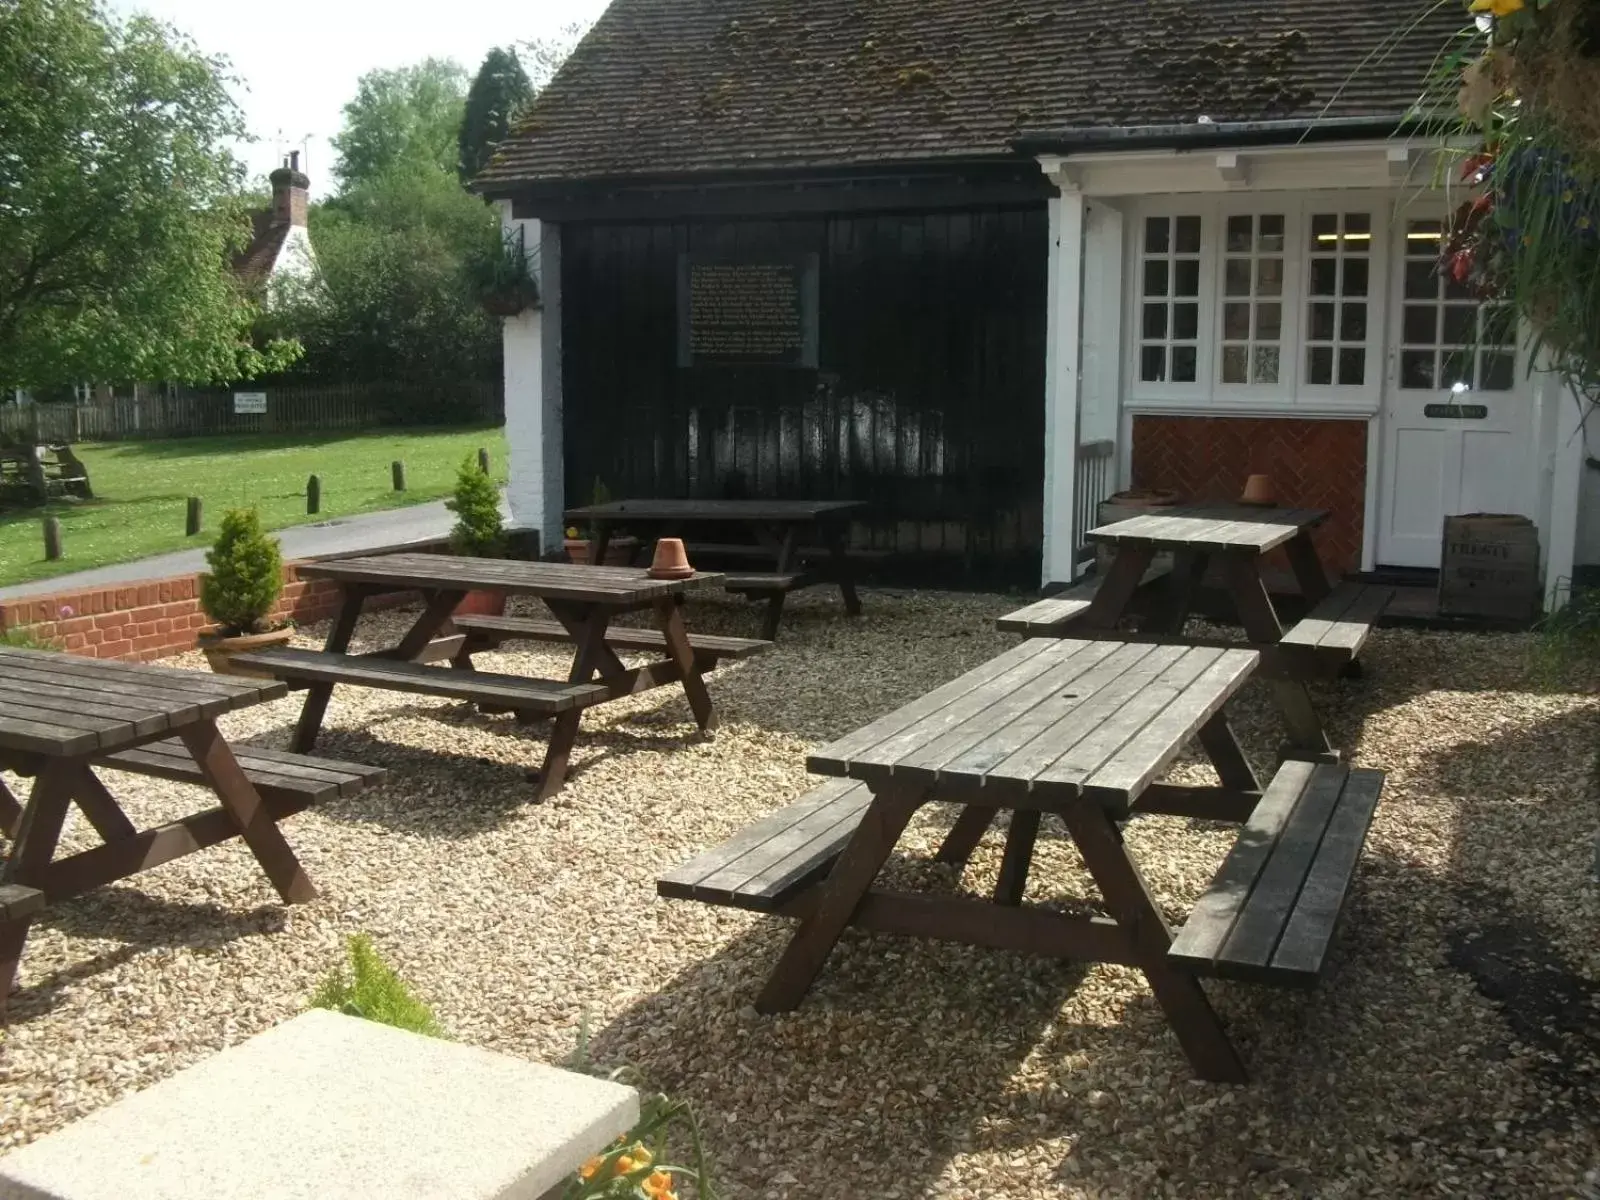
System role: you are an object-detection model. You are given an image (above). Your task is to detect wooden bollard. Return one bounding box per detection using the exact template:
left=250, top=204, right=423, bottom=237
left=307, top=474, right=321, bottom=515
left=477, top=447, right=490, bottom=475
left=43, top=516, right=62, bottom=561
left=391, top=460, right=406, bottom=492
left=185, top=496, right=203, bottom=536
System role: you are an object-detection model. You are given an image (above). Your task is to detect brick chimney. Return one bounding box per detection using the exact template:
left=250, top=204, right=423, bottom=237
left=268, top=150, right=310, bottom=227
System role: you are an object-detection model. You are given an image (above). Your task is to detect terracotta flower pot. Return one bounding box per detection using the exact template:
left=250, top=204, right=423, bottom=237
left=453, top=589, right=506, bottom=617
left=1240, top=474, right=1278, bottom=506
left=199, top=625, right=293, bottom=677
left=648, top=537, right=695, bottom=580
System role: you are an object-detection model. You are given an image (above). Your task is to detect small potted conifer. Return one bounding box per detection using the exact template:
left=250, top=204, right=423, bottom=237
left=198, top=507, right=293, bottom=676
left=447, top=454, right=508, bottom=616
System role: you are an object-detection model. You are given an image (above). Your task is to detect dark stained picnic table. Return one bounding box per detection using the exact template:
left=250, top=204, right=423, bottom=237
left=1080, top=505, right=1348, bottom=760
left=230, top=554, right=757, bottom=800
left=755, top=636, right=1267, bottom=1082
left=0, top=649, right=351, bottom=1015
left=563, top=498, right=865, bottom=640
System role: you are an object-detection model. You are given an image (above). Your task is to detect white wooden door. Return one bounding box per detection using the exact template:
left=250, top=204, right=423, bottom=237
left=1377, top=216, right=1533, bottom=568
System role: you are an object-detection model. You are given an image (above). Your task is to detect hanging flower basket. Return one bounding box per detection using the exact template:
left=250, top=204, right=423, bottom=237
left=471, top=226, right=542, bottom=317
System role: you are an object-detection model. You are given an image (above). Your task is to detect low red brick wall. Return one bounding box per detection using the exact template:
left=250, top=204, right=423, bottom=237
left=0, top=565, right=347, bottom=662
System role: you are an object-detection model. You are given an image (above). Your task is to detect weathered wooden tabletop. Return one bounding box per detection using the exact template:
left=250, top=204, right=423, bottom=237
left=0, top=647, right=285, bottom=759
left=1086, top=506, right=1327, bottom=554
left=295, top=553, right=722, bottom=605
left=565, top=498, right=864, bottom=524
left=808, top=637, right=1259, bottom=810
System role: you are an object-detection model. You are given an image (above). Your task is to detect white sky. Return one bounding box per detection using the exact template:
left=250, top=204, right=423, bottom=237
left=107, top=0, right=611, bottom=195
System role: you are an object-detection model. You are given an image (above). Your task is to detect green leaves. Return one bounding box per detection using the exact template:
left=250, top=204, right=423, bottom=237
left=309, top=934, right=444, bottom=1038
left=199, top=507, right=283, bottom=634
left=332, top=59, right=470, bottom=190
left=459, top=47, right=533, bottom=184
left=0, top=0, right=291, bottom=389
left=447, top=454, right=506, bottom=557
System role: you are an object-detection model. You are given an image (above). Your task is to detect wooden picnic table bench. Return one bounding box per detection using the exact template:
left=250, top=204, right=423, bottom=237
left=563, top=498, right=866, bottom=640
left=1002, top=506, right=1392, bottom=761
left=229, top=554, right=768, bottom=800
left=0, top=648, right=382, bottom=1017
left=659, top=637, right=1387, bottom=1081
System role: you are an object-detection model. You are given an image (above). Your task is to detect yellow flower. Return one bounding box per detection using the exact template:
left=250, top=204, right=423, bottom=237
left=627, top=1144, right=652, bottom=1169
left=565, top=526, right=581, bottom=539
left=1469, top=0, right=1525, bottom=15
left=579, top=1156, right=603, bottom=1181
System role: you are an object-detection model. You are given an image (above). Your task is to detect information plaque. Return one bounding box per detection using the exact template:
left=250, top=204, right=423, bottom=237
left=677, top=253, right=819, bottom=368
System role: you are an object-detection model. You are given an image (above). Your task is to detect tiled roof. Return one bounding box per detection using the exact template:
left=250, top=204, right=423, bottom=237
left=477, top=0, right=1460, bottom=189
left=234, top=212, right=289, bottom=286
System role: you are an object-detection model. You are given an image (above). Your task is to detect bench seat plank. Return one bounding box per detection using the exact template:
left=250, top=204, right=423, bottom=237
left=98, top=738, right=387, bottom=804
left=723, top=572, right=812, bottom=594
left=657, top=779, right=872, bottom=912
left=996, top=562, right=1172, bottom=636
left=0, top=883, right=46, bottom=922
left=1168, top=761, right=1385, bottom=987
left=227, top=648, right=609, bottom=713
left=452, top=616, right=770, bottom=660
left=1279, top=581, right=1394, bottom=667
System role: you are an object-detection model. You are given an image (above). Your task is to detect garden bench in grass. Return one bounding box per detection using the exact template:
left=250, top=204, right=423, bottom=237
left=657, top=637, right=1387, bottom=1079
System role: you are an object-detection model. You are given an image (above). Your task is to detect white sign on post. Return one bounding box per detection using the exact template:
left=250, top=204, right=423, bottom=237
left=233, top=391, right=267, bottom=415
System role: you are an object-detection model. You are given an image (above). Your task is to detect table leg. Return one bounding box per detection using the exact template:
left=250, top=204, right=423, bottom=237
left=935, top=806, right=995, bottom=867
left=1080, top=545, right=1156, bottom=630
left=591, top=523, right=613, bottom=567
left=180, top=721, right=316, bottom=904
left=0, top=760, right=76, bottom=1012
left=1224, top=554, right=1335, bottom=762
left=821, top=521, right=863, bottom=617
left=654, top=597, right=716, bottom=732
left=531, top=711, right=582, bottom=802
left=69, top=768, right=138, bottom=843
left=291, top=587, right=366, bottom=753
left=1196, top=712, right=1260, bottom=793
left=993, top=810, right=1040, bottom=906
left=756, top=782, right=925, bottom=1013
left=1060, top=798, right=1247, bottom=1083
left=1284, top=530, right=1333, bottom=606
left=0, top=776, right=21, bottom=839
left=389, top=589, right=468, bottom=662
left=1143, top=550, right=1208, bottom=635
left=549, top=601, right=630, bottom=685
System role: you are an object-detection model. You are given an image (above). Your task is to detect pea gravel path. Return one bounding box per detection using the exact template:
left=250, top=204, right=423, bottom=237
left=2, top=589, right=1598, bottom=1199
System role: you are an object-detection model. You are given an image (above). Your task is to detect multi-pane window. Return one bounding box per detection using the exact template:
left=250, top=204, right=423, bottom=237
left=1305, top=212, right=1371, bottom=386
left=1398, top=219, right=1515, bottom=391
left=1219, top=214, right=1285, bottom=385
left=1138, top=215, right=1202, bottom=383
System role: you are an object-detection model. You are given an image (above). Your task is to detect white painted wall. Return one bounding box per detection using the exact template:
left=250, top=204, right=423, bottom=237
left=499, top=202, right=564, bottom=552
left=271, top=226, right=317, bottom=285
left=1040, top=183, right=1084, bottom=587
left=1079, top=202, right=1123, bottom=448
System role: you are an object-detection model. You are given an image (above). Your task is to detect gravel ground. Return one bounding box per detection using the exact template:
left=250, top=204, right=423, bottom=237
left=3, top=587, right=1599, bottom=1198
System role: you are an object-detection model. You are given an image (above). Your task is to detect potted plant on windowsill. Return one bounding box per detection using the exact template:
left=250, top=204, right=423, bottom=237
left=471, top=226, right=542, bottom=317
left=198, top=507, right=293, bottom=676
left=447, top=454, right=509, bottom=616
left=563, top=478, right=640, bottom=565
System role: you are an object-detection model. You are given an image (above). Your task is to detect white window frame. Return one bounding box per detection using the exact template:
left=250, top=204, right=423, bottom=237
left=1124, top=190, right=1393, bottom=417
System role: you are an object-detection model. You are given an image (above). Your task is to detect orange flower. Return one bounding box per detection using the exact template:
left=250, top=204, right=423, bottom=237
left=579, top=1156, right=603, bottom=1181
left=643, top=1170, right=676, bottom=1197
left=615, top=1155, right=636, bottom=1175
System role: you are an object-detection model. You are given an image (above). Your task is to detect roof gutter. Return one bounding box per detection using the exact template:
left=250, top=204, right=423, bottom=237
left=1012, top=114, right=1424, bottom=157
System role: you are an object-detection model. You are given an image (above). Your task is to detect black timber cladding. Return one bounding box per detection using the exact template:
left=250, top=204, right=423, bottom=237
left=562, top=201, right=1048, bottom=583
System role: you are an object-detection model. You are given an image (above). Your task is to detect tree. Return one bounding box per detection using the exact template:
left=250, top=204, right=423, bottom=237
left=331, top=59, right=469, bottom=189
left=459, top=47, right=532, bottom=184
left=519, top=21, right=591, bottom=92
left=0, top=0, right=297, bottom=390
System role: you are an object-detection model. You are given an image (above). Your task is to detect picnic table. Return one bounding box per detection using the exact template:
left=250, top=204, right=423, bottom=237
left=0, top=648, right=384, bottom=1016
left=660, top=636, right=1386, bottom=1081
left=1000, top=506, right=1395, bottom=761
left=229, top=554, right=770, bottom=800
left=562, top=499, right=865, bottom=640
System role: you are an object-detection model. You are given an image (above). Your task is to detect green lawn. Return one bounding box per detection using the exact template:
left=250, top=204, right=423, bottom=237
left=0, top=426, right=508, bottom=588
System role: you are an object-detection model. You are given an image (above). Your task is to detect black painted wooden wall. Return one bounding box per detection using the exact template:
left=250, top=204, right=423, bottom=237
left=561, top=205, right=1048, bottom=584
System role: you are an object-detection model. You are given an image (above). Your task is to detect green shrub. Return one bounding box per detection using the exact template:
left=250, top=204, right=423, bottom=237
left=199, top=507, right=283, bottom=634
left=309, top=933, right=443, bottom=1037
left=447, top=454, right=506, bottom=557
left=0, top=624, right=54, bottom=649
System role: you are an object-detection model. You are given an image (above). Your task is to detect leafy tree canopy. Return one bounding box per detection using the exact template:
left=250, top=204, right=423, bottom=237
left=0, top=0, right=298, bottom=390
left=459, top=47, right=532, bottom=184
left=331, top=59, right=469, bottom=189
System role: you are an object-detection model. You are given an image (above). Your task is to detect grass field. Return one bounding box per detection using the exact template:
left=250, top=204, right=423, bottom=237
left=0, top=426, right=508, bottom=589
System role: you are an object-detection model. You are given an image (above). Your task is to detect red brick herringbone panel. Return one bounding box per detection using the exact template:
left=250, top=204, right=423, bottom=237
left=1131, top=415, right=1367, bottom=573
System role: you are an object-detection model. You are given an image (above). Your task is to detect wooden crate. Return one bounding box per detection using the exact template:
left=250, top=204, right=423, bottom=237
left=1438, top=514, right=1541, bottom=621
